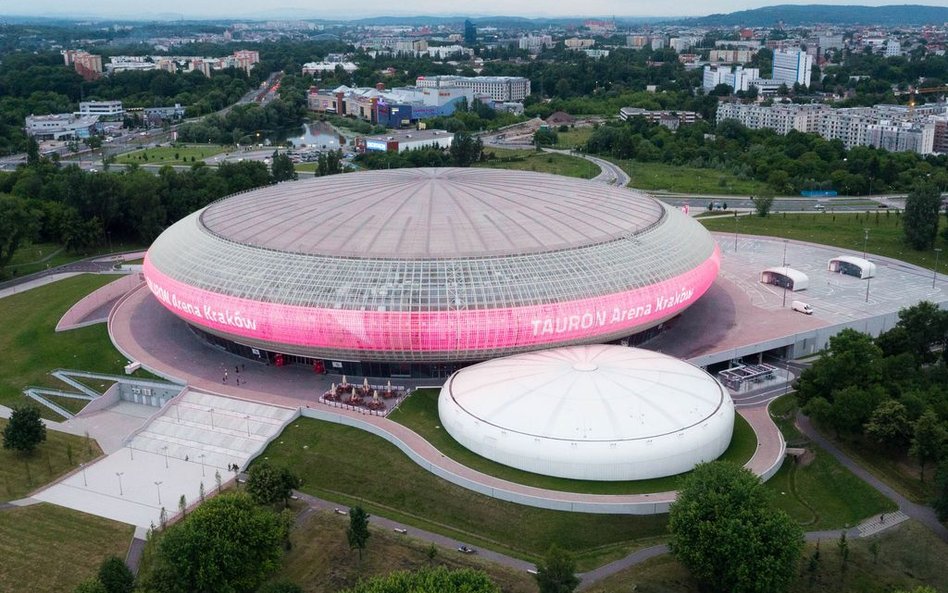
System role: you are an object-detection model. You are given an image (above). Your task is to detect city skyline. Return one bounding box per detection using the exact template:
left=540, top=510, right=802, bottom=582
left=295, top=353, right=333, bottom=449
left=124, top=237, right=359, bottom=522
left=3, top=0, right=947, bottom=19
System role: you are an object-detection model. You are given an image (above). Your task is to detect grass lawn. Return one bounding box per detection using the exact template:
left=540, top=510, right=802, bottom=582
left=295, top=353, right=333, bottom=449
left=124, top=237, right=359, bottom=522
left=478, top=147, right=600, bottom=179
left=0, top=504, right=132, bottom=593
left=389, top=389, right=756, bottom=495
left=115, top=143, right=228, bottom=166
left=0, top=418, right=102, bottom=502
left=583, top=520, right=948, bottom=593
left=553, top=127, right=594, bottom=149
left=700, top=212, right=948, bottom=272
left=0, top=274, right=141, bottom=418
left=830, top=438, right=933, bottom=504
left=622, top=161, right=772, bottom=195
left=278, top=509, right=538, bottom=593
left=765, top=396, right=896, bottom=530
left=2, top=242, right=146, bottom=278
left=254, top=419, right=669, bottom=570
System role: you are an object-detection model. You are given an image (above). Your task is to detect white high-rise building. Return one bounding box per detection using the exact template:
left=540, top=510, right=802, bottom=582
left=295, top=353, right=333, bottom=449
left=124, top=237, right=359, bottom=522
left=772, top=49, right=813, bottom=87
left=702, top=65, right=760, bottom=93
left=885, top=40, right=901, bottom=57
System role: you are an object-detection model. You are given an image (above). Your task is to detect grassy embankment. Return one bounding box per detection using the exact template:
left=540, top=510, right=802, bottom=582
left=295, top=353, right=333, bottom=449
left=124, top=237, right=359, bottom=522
left=700, top=211, right=947, bottom=272
left=0, top=274, right=145, bottom=418
left=0, top=504, right=132, bottom=593
left=115, top=143, right=228, bottom=166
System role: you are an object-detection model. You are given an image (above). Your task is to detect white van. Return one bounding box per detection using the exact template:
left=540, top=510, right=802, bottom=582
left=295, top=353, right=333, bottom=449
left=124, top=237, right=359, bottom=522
left=791, top=301, right=813, bottom=315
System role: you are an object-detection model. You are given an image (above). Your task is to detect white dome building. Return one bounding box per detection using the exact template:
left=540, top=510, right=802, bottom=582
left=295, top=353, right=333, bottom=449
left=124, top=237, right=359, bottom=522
left=437, top=345, right=735, bottom=481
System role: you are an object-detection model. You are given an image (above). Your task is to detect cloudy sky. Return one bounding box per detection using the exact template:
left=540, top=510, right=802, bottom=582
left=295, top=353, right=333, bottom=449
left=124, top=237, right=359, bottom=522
left=2, top=0, right=943, bottom=19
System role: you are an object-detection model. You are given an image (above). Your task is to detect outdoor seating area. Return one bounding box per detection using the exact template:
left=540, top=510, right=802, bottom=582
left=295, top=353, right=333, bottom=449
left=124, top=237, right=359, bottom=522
left=320, top=376, right=408, bottom=415
left=718, top=363, right=778, bottom=391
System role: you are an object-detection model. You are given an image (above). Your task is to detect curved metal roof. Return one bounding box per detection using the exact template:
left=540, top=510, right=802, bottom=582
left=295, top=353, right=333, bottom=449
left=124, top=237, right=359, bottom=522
left=442, top=344, right=730, bottom=442
left=199, top=168, right=665, bottom=259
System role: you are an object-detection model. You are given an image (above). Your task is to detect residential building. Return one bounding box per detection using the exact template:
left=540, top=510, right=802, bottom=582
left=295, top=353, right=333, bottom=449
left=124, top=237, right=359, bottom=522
left=709, top=49, right=754, bottom=63
left=627, top=35, right=649, bottom=49
left=772, top=49, right=813, bottom=87
left=669, top=37, right=700, bottom=53
left=427, top=45, right=473, bottom=60
left=302, top=61, right=358, bottom=74
left=885, top=40, right=901, bottom=57
left=619, top=107, right=701, bottom=129
left=518, top=35, right=553, bottom=53
left=716, top=102, right=945, bottom=154
left=62, top=50, right=103, bottom=80
left=703, top=65, right=760, bottom=92
left=565, top=38, right=595, bottom=49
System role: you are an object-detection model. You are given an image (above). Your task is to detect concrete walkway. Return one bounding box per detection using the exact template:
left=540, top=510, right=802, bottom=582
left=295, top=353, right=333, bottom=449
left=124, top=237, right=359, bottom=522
left=796, top=411, right=948, bottom=543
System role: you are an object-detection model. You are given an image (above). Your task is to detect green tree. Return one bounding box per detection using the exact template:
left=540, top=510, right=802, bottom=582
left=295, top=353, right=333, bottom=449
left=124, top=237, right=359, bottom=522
left=97, top=556, right=134, bottom=593
left=751, top=194, right=775, bottom=217
left=347, top=506, right=370, bottom=559
left=909, top=409, right=947, bottom=482
left=0, top=195, right=40, bottom=272
left=246, top=461, right=300, bottom=507
left=270, top=153, right=297, bottom=182
left=138, top=492, right=289, bottom=593
left=338, top=567, right=499, bottom=593
left=831, top=385, right=885, bottom=436
left=902, top=181, right=941, bottom=250
left=796, top=329, right=884, bottom=406
left=2, top=405, right=47, bottom=455
left=864, top=399, right=912, bottom=451
left=449, top=131, right=483, bottom=167
left=933, top=462, right=948, bottom=522
left=668, top=462, right=803, bottom=593
left=533, top=127, right=559, bottom=147
left=534, top=544, right=579, bottom=593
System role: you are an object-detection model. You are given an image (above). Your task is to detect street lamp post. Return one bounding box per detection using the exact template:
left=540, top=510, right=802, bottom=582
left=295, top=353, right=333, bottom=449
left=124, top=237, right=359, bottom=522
left=161, top=445, right=169, bottom=469
left=782, top=239, right=789, bottom=309
left=199, top=453, right=206, bottom=477
left=863, top=228, right=870, bottom=260
left=116, top=472, right=124, bottom=496
left=935, top=248, right=943, bottom=289
left=866, top=263, right=872, bottom=303
left=244, top=415, right=251, bottom=437
left=734, top=211, right=739, bottom=252
left=154, top=481, right=163, bottom=505
left=80, top=463, right=87, bottom=487
left=208, top=408, right=215, bottom=429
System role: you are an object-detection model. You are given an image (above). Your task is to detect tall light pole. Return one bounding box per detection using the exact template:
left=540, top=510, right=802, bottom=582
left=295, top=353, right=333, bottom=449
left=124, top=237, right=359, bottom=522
left=734, top=211, right=739, bottom=252
left=863, top=228, right=870, bottom=259
left=154, top=481, right=163, bottom=505
left=80, top=463, right=88, bottom=487
left=935, top=248, right=943, bottom=289
left=161, top=445, right=169, bottom=469
left=245, top=415, right=251, bottom=437
left=865, top=262, right=872, bottom=303
left=782, top=239, right=789, bottom=309
left=199, top=453, right=206, bottom=477
left=116, top=472, right=124, bottom=496
left=208, top=408, right=215, bottom=429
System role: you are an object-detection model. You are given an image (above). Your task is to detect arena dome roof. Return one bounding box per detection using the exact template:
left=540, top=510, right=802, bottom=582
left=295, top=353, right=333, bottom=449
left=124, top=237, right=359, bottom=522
left=438, top=345, right=735, bottom=480
left=143, top=168, right=720, bottom=364
left=200, top=168, right=665, bottom=259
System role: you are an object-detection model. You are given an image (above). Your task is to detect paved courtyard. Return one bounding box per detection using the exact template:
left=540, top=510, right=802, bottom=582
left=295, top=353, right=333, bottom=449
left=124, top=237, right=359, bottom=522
left=33, top=390, right=296, bottom=528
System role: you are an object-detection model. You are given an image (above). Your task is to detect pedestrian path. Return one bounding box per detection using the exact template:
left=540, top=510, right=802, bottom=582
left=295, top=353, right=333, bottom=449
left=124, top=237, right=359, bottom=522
left=857, top=510, right=909, bottom=537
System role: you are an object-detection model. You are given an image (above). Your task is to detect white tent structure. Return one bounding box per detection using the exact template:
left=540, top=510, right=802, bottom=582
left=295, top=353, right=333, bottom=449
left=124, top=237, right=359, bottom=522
left=760, top=266, right=809, bottom=291
left=438, top=345, right=735, bottom=481
left=828, top=255, right=877, bottom=279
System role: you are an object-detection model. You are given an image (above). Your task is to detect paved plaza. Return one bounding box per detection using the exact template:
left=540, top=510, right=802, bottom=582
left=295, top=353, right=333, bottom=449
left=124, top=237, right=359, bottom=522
left=33, top=390, right=296, bottom=528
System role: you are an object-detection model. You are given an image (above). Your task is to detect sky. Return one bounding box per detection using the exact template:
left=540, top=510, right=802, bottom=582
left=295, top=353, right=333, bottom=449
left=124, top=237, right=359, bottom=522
left=2, top=0, right=946, bottom=19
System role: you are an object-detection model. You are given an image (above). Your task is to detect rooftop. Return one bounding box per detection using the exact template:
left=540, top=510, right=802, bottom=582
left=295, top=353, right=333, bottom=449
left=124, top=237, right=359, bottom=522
left=199, top=168, right=665, bottom=259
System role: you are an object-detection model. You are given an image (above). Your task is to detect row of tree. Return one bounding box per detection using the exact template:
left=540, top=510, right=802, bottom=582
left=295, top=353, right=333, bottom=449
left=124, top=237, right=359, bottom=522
left=796, top=302, right=948, bottom=518
left=0, top=157, right=289, bottom=276
left=581, top=116, right=948, bottom=198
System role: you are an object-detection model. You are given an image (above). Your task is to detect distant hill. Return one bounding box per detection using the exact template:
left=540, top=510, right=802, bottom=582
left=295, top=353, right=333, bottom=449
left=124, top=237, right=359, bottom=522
left=689, top=4, right=948, bottom=26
